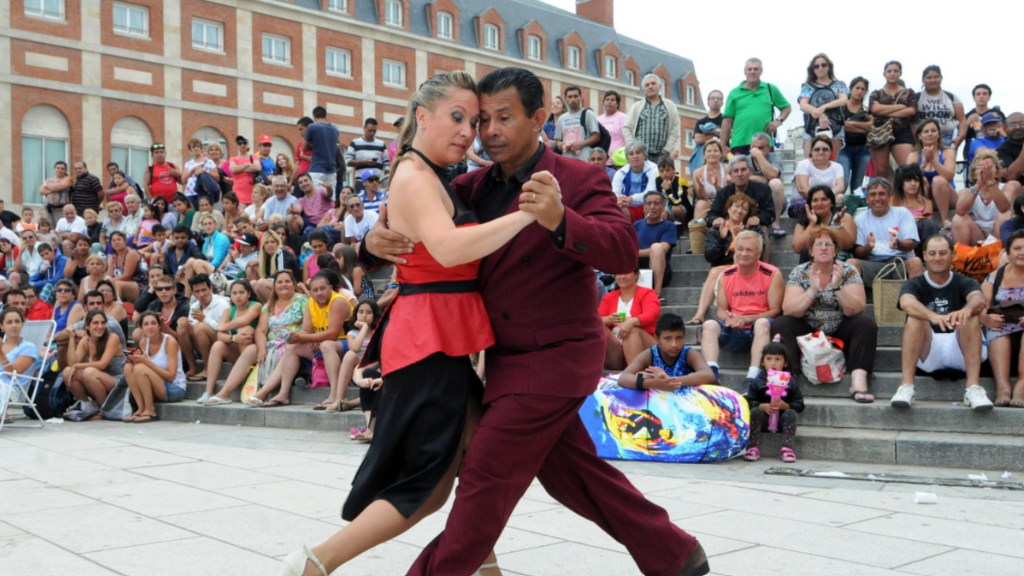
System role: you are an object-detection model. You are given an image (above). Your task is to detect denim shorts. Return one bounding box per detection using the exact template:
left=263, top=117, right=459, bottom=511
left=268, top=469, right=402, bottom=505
left=165, top=383, right=185, bottom=403
left=715, top=319, right=772, bottom=353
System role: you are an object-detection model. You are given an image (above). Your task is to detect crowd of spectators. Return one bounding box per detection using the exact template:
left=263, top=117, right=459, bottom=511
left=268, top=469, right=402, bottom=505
left=4, top=55, right=1024, bottom=441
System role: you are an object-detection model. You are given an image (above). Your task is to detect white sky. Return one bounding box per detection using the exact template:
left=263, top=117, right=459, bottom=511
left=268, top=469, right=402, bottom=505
left=542, top=0, right=1024, bottom=134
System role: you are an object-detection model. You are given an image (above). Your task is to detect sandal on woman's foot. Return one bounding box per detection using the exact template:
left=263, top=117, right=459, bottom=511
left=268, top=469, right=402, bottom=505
left=263, top=399, right=289, bottom=408
left=771, top=227, right=788, bottom=238
left=186, top=374, right=206, bottom=382
left=313, top=401, right=332, bottom=411
left=280, top=545, right=328, bottom=576
left=743, top=447, right=760, bottom=461
left=248, top=397, right=265, bottom=407
left=851, top=388, right=875, bottom=404
left=134, top=414, right=159, bottom=423
left=780, top=447, right=797, bottom=463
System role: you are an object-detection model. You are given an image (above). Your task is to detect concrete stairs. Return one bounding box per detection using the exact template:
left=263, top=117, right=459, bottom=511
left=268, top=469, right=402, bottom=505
left=155, top=216, right=1024, bottom=472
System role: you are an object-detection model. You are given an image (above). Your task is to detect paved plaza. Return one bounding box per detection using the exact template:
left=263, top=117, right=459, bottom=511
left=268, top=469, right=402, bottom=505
left=1, top=420, right=1022, bottom=576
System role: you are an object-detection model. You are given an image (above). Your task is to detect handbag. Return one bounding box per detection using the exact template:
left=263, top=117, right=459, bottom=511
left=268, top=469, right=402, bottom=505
left=866, top=89, right=904, bottom=149
left=873, top=257, right=908, bottom=326
left=952, top=238, right=1001, bottom=283
left=985, top=264, right=1024, bottom=324
left=866, top=119, right=894, bottom=149
left=240, top=366, right=259, bottom=405
left=309, top=354, right=330, bottom=388
left=100, top=378, right=137, bottom=421
left=796, top=331, right=846, bottom=385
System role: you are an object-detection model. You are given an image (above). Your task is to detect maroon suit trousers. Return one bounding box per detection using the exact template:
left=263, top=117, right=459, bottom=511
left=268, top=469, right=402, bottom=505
left=406, top=393, right=698, bottom=576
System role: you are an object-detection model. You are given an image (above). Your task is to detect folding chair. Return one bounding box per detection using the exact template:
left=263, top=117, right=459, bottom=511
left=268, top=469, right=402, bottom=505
left=0, top=319, right=56, bottom=431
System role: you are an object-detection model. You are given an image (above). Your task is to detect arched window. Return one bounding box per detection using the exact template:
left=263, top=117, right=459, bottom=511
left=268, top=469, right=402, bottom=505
left=271, top=136, right=292, bottom=166
left=22, top=105, right=70, bottom=205
left=191, top=126, right=228, bottom=156
left=110, top=116, right=153, bottom=182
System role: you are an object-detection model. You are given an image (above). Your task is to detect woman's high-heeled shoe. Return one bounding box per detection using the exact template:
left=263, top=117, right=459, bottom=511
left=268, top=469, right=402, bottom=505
left=280, top=545, right=328, bottom=576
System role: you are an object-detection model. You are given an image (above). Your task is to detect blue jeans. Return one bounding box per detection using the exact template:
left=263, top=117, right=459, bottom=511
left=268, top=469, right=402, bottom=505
left=837, top=145, right=870, bottom=193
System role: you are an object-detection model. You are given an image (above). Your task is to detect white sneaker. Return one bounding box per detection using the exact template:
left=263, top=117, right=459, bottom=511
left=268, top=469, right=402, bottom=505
left=891, top=384, right=915, bottom=408
left=195, top=392, right=210, bottom=405
left=964, top=385, right=994, bottom=411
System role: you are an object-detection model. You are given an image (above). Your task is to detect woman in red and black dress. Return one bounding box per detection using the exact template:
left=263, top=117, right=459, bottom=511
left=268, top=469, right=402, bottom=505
left=280, top=72, right=535, bottom=576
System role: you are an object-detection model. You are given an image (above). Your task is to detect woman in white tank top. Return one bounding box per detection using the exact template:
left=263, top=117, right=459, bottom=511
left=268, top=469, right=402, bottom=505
left=123, top=311, right=187, bottom=422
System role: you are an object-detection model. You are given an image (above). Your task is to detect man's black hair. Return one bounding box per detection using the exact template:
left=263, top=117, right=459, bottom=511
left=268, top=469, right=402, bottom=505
left=172, top=225, right=191, bottom=236
left=563, top=85, right=582, bottom=98
left=298, top=116, right=314, bottom=127
left=364, top=117, right=378, bottom=127
left=478, top=67, right=545, bottom=117
left=973, top=84, right=992, bottom=96
left=189, top=273, right=212, bottom=289
left=312, top=107, right=327, bottom=119
left=84, top=290, right=104, bottom=305
left=604, top=90, right=621, bottom=106
left=655, top=313, right=685, bottom=337
left=106, top=162, right=119, bottom=170
left=1, top=289, right=25, bottom=305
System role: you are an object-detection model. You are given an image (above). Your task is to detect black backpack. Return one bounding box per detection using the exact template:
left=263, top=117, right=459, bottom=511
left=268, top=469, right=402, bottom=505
left=24, top=370, right=73, bottom=421
left=582, top=108, right=613, bottom=154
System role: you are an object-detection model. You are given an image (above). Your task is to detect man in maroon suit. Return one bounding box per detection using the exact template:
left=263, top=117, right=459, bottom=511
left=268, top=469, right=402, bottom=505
left=365, top=67, right=708, bottom=576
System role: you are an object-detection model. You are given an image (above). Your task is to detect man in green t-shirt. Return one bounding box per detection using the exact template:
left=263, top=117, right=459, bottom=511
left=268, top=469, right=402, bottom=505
left=721, top=58, right=792, bottom=155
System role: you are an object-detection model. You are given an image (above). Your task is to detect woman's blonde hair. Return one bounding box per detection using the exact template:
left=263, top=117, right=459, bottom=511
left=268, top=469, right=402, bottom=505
left=392, top=71, right=478, bottom=174
left=703, top=137, right=725, bottom=159
left=970, top=148, right=1004, bottom=181
left=253, top=184, right=272, bottom=202
left=207, top=142, right=223, bottom=155
left=84, top=209, right=98, bottom=219
left=86, top=254, right=106, bottom=270
left=106, top=201, right=122, bottom=213
left=258, top=229, right=284, bottom=278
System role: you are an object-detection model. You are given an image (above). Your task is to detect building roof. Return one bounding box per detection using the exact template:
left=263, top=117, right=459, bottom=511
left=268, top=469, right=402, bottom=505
left=306, top=0, right=699, bottom=106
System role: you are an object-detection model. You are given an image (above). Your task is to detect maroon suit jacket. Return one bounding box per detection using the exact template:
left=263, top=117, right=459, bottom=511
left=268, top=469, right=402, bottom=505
left=453, top=148, right=638, bottom=403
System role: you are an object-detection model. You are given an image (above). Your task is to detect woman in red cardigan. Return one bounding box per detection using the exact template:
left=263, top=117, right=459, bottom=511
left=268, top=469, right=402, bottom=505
left=599, top=267, right=661, bottom=369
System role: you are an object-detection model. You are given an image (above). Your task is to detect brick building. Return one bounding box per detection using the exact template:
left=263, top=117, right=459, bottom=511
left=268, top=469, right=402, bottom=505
left=2, top=0, right=705, bottom=208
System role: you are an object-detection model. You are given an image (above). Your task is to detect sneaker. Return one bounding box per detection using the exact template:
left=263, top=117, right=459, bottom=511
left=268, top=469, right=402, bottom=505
left=964, top=385, right=994, bottom=411
left=891, top=384, right=915, bottom=408
left=195, top=392, right=210, bottom=405
left=349, top=426, right=366, bottom=440
left=710, top=365, right=720, bottom=383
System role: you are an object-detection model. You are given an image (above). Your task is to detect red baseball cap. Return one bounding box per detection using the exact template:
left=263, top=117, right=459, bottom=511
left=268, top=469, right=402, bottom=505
left=258, top=134, right=272, bottom=144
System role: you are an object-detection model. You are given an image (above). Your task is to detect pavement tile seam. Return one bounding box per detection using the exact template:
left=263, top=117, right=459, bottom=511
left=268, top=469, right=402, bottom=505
left=0, top=530, right=141, bottom=576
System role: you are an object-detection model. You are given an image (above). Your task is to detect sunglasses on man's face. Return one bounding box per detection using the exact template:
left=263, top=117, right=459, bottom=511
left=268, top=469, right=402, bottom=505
left=55, top=287, right=72, bottom=293
left=155, top=285, right=175, bottom=292
left=260, top=143, right=272, bottom=147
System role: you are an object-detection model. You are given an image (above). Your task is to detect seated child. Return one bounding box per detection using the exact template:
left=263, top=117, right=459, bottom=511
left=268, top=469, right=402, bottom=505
left=139, top=224, right=169, bottom=266
left=618, top=314, right=716, bottom=391
left=743, top=338, right=805, bottom=463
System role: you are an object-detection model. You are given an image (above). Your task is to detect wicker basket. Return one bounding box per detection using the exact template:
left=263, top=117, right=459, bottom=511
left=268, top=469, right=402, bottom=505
left=873, top=257, right=908, bottom=326
left=688, top=210, right=711, bottom=255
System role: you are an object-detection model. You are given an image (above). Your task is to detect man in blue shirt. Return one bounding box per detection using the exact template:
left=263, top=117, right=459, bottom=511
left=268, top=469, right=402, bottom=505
left=358, top=169, right=387, bottom=213
left=635, top=191, right=677, bottom=302
left=304, top=106, right=341, bottom=198
left=968, top=112, right=1005, bottom=165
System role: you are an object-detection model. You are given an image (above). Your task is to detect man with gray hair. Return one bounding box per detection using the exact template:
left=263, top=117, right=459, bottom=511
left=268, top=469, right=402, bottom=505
left=635, top=191, right=677, bottom=300
left=708, top=155, right=777, bottom=259
left=748, top=132, right=786, bottom=236
left=612, top=141, right=659, bottom=221
left=721, top=58, right=791, bottom=155
left=123, top=193, right=144, bottom=240
left=623, top=74, right=681, bottom=162
left=261, top=175, right=299, bottom=220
